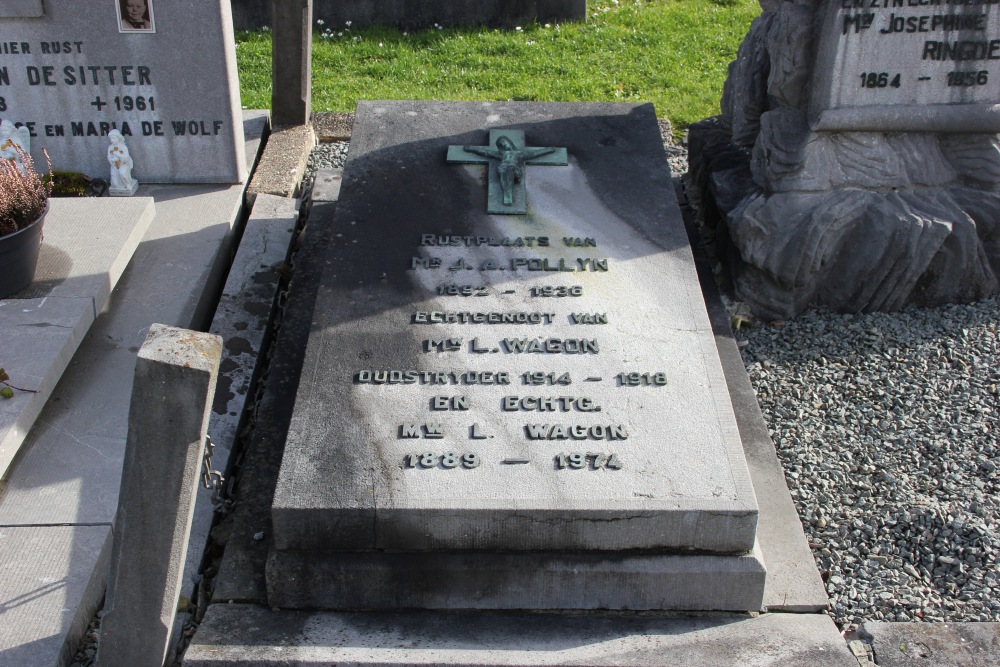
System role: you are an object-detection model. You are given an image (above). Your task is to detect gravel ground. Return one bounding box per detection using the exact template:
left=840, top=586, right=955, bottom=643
left=306, top=128, right=1000, bottom=630
left=738, top=303, right=1000, bottom=627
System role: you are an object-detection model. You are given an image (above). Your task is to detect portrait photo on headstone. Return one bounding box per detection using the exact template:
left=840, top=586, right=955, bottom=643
left=116, top=0, right=155, bottom=33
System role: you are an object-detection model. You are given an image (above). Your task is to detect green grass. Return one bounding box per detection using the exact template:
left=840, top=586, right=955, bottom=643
left=235, top=0, right=760, bottom=130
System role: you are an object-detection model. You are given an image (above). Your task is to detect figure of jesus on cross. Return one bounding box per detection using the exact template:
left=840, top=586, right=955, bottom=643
left=447, top=130, right=567, bottom=215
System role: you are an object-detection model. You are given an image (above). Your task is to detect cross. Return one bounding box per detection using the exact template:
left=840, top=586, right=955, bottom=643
left=447, top=130, right=567, bottom=215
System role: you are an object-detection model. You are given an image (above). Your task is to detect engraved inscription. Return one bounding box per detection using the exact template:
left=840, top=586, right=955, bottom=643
left=414, top=311, right=556, bottom=324
left=502, top=338, right=599, bottom=354
left=617, top=372, right=668, bottom=387
left=555, top=452, right=623, bottom=470
left=400, top=423, right=445, bottom=439
left=569, top=313, right=608, bottom=324
left=404, top=452, right=481, bottom=469
left=357, top=370, right=512, bottom=385
left=431, top=396, right=469, bottom=411
left=530, top=285, right=583, bottom=297
left=525, top=424, right=629, bottom=440
left=502, top=396, right=602, bottom=412
left=813, top=0, right=1000, bottom=129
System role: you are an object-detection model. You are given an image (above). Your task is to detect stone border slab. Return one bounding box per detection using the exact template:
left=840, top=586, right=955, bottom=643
left=859, top=621, right=1000, bottom=667
left=185, top=604, right=858, bottom=666
left=180, top=194, right=298, bottom=600
left=211, top=204, right=337, bottom=604
left=694, top=240, right=829, bottom=613
left=310, top=168, right=342, bottom=202
left=311, top=112, right=353, bottom=142
left=0, top=197, right=155, bottom=478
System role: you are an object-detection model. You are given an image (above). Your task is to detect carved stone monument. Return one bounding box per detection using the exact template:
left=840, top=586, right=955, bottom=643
left=267, top=101, right=766, bottom=612
left=688, top=0, right=1000, bottom=318
left=0, top=0, right=246, bottom=183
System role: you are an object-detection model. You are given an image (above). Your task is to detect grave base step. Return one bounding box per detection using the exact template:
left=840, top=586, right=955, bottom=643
left=266, top=543, right=766, bottom=612
left=184, top=604, right=858, bottom=666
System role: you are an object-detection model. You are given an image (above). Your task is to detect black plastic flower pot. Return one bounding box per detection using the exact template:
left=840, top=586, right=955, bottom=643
left=0, top=208, right=46, bottom=299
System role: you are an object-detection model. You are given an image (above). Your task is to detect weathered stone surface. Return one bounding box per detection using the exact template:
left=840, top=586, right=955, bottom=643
left=181, top=194, right=298, bottom=600
left=728, top=188, right=999, bottom=318
left=0, top=0, right=246, bottom=183
left=859, top=622, right=1000, bottom=667
left=245, top=123, right=315, bottom=205
left=690, top=0, right=1000, bottom=318
left=311, top=168, right=343, bottom=202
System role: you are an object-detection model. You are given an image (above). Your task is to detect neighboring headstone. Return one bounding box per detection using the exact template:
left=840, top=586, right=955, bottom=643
left=231, top=0, right=587, bottom=31
left=0, top=1, right=43, bottom=18
left=96, top=324, right=222, bottom=667
left=267, top=101, right=765, bottom=612
left=0, top=0, right=246, bottom=183
left=688, top=0, right=1000, bottom=318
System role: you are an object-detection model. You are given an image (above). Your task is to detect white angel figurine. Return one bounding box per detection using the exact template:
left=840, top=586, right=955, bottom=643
left=0, top=119, right=31, bottom=175
left=107, top=130, right=138, bottom=195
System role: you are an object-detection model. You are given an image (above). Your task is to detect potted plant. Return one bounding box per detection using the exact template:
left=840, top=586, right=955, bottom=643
left=0, top=146, right=51, bottom=299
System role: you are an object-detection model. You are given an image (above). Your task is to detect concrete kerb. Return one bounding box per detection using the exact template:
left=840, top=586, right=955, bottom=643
left=96, top=325, right=222, bottom=667
left=180, top=193, right=300, bottom=604
left=245, top=124, right=317, bottom=206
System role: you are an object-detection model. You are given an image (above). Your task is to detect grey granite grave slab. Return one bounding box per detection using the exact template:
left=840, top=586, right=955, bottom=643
left=0, top=197, right=154, bottom=477
left=0, top=0, right=246, bottom=183
left=13, top=197, right=156, bottom=306
left=185, top=604, right=858, bottom=666
left=272, top=102, right=760, bottom=565
left=0, top=112, right=265, bottom=665
left=810, top=2, right=1000, bottom=132
left=0, top=525, right=111, bottom=666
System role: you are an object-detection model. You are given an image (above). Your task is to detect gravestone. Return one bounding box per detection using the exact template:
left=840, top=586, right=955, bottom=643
left=0, top=0, right=246, bottom=183
left=688, top=0, right=1000, bottom=318
left=267, top=101, right=766, bottom=611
